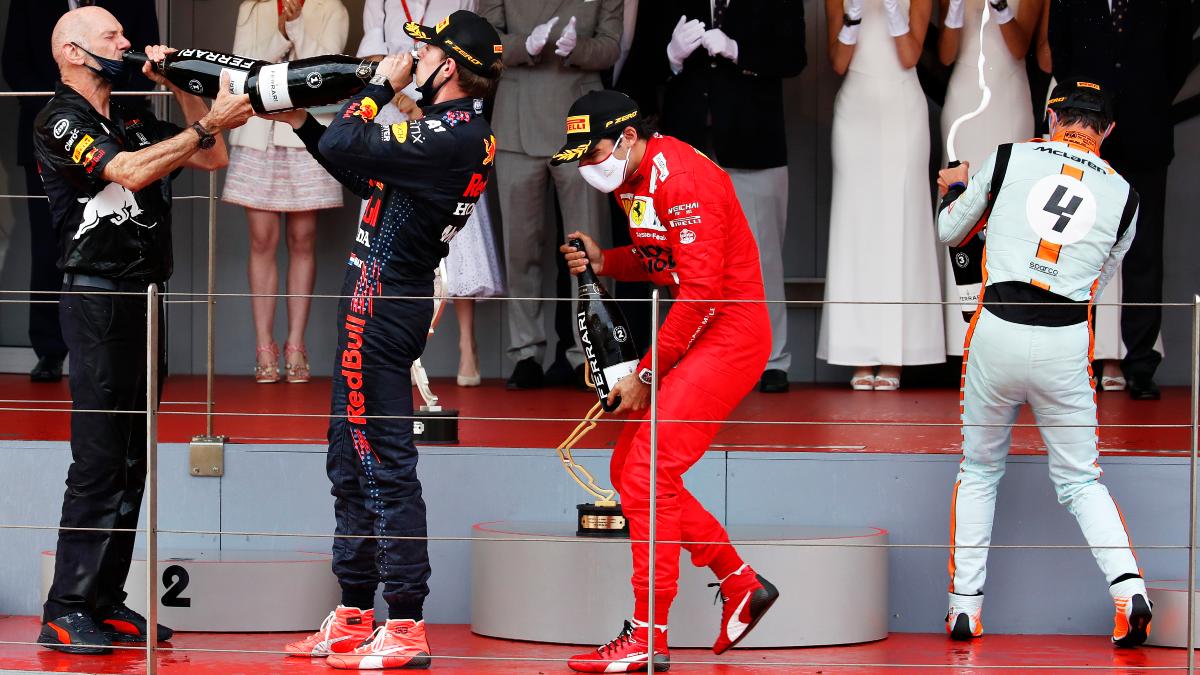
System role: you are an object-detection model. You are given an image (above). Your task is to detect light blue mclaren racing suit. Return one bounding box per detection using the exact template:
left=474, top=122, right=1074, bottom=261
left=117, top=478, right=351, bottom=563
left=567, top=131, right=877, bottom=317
left=938, top=137, right=1141, bottom=597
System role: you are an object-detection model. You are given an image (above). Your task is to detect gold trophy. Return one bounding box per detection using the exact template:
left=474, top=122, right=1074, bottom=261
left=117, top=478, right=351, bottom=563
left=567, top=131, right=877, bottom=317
left=557, top=366, right=629, bottom=538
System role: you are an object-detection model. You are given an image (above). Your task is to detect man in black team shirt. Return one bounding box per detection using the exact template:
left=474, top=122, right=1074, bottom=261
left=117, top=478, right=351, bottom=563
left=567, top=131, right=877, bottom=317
left=268, top=10, right=503, bottom=670
left=33, top=5, right=253, bottom=654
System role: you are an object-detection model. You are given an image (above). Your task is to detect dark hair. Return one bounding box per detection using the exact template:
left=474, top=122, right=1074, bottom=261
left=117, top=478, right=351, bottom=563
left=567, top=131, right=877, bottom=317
left=601, top=115, right=658, bottom=142
left=456, top=61, right=503, bottom=99
left=1052, top=91, right=1112, bottom=134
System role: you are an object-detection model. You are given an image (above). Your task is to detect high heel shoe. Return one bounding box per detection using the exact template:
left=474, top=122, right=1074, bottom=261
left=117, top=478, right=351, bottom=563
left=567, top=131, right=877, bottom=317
left=284, top=343, right=310, bottom=384
left=457, top=353, right=481, bottom=387
left=255, top=342, right=280, bottom=384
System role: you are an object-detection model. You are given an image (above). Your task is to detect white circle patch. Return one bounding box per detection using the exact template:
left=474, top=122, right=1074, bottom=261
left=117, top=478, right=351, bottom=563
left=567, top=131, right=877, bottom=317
left=187, top=79, right=203, bottom=93
left=678, top=229, right=696, bottom=244
left=306, top=71, right=323, bottom=88
left=1025, top=173, right=1097, bottom=245
left=52, top=119, right=70, bottom=139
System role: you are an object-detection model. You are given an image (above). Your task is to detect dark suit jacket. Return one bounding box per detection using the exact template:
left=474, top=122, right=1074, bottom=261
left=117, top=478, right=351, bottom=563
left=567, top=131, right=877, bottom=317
left=2, top=0, right=159, bottom=166
left=616, top=0, right=806, bottom=170
left=1049, top=0, right=1193, bottom=168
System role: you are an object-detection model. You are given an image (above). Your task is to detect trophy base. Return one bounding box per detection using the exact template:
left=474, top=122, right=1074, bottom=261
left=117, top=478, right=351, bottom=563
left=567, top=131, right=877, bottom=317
left=576, top=503, right=629, bottom=538
left=414, top=409, right=458, bottom=445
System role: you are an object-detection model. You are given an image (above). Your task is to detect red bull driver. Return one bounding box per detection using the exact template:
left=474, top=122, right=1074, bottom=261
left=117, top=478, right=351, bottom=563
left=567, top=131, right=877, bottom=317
left=265, top=10, right=502, bottom=670
left=556, top=90, right=779, bottom=673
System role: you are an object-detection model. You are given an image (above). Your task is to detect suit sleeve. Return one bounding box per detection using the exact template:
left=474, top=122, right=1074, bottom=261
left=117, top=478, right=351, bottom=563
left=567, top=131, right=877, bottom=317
left=735, top=0, right=807, bottom=78
left=479, top=0, right=537, bottom=66
left=638, top=170, right=726, bottom=376
left=562, top=0, right=623, bottom=71
left=318, top=82, right=459, bottom=191
left=937, top=150, right=996, bottom=246
left=292, top=114, right=375, bottom=199
left=36, top=110, right=125, bottom=194
left=1095, top=210, right=1135, bottom=298
left=600, top=244, right=650, bottom=282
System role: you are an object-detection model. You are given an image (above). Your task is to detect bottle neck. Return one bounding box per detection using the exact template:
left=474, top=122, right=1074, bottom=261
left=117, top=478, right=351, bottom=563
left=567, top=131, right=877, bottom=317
left=578, top=264, right=601, bottom=289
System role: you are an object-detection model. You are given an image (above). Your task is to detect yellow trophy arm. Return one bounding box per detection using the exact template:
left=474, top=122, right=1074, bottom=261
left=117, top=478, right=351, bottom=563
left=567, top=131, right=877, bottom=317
left=555, top=401, right=618, bottom=506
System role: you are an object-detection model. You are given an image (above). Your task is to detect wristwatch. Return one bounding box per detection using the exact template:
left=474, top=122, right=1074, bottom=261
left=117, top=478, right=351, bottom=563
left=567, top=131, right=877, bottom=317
left=191, top=121, right=216, bottom=150
left=638, top=368, right=654, bottom=386
left=843, top=13, right=863, bottom=26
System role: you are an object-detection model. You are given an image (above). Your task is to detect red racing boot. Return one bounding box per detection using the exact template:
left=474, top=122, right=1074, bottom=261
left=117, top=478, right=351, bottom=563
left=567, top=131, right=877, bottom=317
left=284, top=606, right=374, bottom=658
left=568, top=620, right=669, bottom=673
left=327, top=619, right=432, bottom=670
left=710, top=564, right=779, bottom=654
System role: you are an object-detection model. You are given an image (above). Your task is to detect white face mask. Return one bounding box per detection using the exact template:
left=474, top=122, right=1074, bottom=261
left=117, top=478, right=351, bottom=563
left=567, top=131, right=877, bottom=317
left=578, top=138, right=629, bottom=193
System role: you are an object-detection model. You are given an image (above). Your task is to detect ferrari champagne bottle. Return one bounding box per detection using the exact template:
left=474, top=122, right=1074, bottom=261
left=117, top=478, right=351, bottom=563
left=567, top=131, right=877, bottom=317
left=125, top=49, right=378, bottom=113
left=570, top=239, right=641, bottom=413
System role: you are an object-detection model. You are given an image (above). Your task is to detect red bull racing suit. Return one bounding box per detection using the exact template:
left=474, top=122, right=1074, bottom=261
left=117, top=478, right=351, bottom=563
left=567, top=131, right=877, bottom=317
left=598, top=133, right=770, bottom=621
left=293, top=81, right=496, bottom=617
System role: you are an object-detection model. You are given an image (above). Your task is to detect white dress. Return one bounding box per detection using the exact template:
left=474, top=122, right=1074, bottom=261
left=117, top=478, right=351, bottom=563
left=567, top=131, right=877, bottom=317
left=939, top=0, right=1033, bottom=355
left=819, top=0, right=946, bottom=366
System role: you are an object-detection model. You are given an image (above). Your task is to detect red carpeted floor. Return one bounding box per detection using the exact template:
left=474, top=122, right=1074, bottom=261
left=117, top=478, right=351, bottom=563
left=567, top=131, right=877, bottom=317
left=0, top=375, right=1190, bottom=456
left=0, top=616, right=1185, bottom=674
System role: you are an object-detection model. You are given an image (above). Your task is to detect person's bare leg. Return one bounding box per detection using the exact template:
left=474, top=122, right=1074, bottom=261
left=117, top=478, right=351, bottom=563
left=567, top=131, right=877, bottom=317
left=455, top=299, right=480, bottom=384
left=247, top=208, right=281, bottom=379
left=284, top=211, right=317, bottom=381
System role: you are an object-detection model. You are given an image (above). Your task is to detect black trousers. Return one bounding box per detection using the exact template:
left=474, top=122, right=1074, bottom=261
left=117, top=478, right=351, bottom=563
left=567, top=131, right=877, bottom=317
left=24, top=164, right=67, bottom=360
left=44, top=283, right=164, bottom=622
left=1114, top=165, right=1167, bottom=381
left=327, top=281, right=433, bottom=619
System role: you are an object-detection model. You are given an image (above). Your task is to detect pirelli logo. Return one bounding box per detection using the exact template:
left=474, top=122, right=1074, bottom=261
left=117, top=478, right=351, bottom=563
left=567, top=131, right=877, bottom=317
left=494, top=44, right=504, bottom=54
left=566, top=115, right=590, bottom=133
left=72, top=134, right=94, bottom=163
left=1077, top=81, right=1100, bottom=90
left=605, top=110, right=637, bottom=128
left=436, top=16, right=451, bottom=33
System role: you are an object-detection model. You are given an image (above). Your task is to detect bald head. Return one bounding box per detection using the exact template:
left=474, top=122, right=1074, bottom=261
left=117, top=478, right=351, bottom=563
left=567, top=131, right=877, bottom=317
left=52, top=6, right=130, bottom=76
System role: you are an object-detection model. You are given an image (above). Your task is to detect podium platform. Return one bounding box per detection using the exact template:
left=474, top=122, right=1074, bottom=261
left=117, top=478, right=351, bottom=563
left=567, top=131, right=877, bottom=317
left=1147, top=581, right=1200, bottom=648
left=471, top=521, right=888, bottom=647
left=40, top=549, right=339, bottom=632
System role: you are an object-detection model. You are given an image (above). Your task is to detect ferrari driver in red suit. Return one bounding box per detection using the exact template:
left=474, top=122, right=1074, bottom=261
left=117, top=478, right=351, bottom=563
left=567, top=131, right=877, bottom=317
left=553, top=90, right=780, bottom=673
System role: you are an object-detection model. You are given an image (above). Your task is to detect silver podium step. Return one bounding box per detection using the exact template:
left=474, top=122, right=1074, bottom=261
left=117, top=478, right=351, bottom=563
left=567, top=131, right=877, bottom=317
left=1146, top=580, right=1199, bottom=648
left=40, top=549, right=340, bottom=632
left=471, top=521, right=888, bottom=647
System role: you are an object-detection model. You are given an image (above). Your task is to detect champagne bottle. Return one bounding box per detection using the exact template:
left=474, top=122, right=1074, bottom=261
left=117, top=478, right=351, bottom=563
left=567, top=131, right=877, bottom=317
left=570, top=238, right=641, bottom=413
left=944, top=161, right=984, bottom=322
left=125, top=49, right=379, bottom=113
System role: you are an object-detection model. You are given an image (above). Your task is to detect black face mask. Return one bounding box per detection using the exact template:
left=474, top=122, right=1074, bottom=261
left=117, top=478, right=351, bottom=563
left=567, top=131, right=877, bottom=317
left=414, top=59, right=449, bottom=105
left=73, top=42, right=130, bottom=85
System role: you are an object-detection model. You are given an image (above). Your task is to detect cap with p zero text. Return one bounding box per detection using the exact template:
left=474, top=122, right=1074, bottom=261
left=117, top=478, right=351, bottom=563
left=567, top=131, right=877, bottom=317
left=550, top=90, right=639, bottom=166
left=1046, top=80, right=1113, bottom=118
left=403, top=10, right=502, bottom=78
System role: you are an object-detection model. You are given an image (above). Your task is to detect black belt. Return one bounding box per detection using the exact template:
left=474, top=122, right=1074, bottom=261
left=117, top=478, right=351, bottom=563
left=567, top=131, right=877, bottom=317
left=63, top=273, right=160, bottom=293
left=982, top=281, right=1089, bottom=327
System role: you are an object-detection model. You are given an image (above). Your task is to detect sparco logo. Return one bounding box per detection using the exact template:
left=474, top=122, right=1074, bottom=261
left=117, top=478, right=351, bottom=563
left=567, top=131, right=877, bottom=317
left=306, top=71, right=323, bottom=88
left=52, top=119, right=70, bottom=139
left=613, top=326, right=628, bottom=343
left=187, top=79, right=203, bottom=93
left=954, top=251, right=970, bottom=268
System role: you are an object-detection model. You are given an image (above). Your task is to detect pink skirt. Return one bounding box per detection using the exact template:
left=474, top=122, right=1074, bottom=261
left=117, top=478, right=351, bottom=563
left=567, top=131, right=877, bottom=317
left=222, top=145, right=343, bottom=212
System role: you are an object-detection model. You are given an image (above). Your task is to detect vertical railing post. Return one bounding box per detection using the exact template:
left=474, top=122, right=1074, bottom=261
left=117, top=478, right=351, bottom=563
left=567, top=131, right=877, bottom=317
left=205, top=171, right=217, bottom=436
left=646, top=290, right=660, bottom=669
left=1187, top=294, right=1198, bottom=674
left=145, top=284, right=160, bottom=674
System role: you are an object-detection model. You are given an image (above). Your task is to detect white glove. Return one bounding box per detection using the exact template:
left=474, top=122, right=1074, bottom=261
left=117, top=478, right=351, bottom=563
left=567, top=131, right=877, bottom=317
left=525, top=16, right=560, bottom=57
left=883, top=0, right=911, bottom=36
left=988, top=0, right=1014, bottom=25
left=838, top=0, right=864, bottom=45
left=944, top=0, right=966, bottom=29
left=554, top=16, right=578, bottom=57
left=666, top=15, right=706, bottom=73
left=701, top=28, right=738, bottom=62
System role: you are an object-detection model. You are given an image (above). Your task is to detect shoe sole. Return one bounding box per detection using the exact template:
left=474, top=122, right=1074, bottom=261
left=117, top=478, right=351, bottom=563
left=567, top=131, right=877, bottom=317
left=39, top=632, right=111, bottom=655
left=949, top=613, right=976, bottom=641
left=102, top=631, right=174, bottom=644
left=568, top=655, right=670, bottom=673
left=715, top=575, right=780, bottom=655
left=1114, top=596, right=1152, bottom=648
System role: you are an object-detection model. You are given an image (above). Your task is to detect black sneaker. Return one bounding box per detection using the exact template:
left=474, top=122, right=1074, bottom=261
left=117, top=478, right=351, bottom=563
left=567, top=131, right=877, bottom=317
left=39, top=612, right=112, bottom=654
left=1128, top=377, right=1161, bottom=401
left=97, top=603, right=174, bottom=643
left=506, top=357, right=544, bottom=390
left=758, top=369, right=789, bottom=393
left=30, top=355, right=65, bottom=383
left=544, top=354, right=575, bottom=386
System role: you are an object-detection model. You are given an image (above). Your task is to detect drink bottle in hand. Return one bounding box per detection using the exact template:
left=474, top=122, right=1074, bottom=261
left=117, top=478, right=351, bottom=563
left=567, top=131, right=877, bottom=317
left=570, top=238, right=641, bottom=413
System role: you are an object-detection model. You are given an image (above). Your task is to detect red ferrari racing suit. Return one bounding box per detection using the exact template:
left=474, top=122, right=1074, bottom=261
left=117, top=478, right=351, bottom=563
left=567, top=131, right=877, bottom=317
left=600, top=133, right=770, bottom=622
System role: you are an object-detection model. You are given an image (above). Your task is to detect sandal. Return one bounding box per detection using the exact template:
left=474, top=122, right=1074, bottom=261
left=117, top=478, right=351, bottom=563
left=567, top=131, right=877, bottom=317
left=255, top=342, right=280, bottom=384
left=851, top=374, right=876, bottom=391
left=457, top=353, right=481, bottom=387
left=1101, top=375, right=1126, bottom=391
left=874, top=376, right=900, bottom=391
left=284, top=343, right=310, bottom=384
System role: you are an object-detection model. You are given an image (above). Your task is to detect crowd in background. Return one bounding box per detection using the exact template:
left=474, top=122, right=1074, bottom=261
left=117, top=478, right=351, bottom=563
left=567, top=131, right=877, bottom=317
left=2, top=0, right=1195, bottom=398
